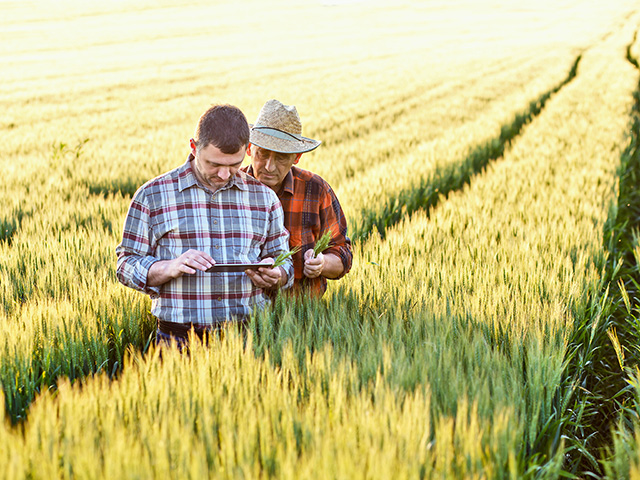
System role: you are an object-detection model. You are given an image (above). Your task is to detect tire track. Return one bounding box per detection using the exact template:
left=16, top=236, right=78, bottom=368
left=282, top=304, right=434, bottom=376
left=539, top=29, right=640, bottom=478
left=352, top=53, right=582, bottom=241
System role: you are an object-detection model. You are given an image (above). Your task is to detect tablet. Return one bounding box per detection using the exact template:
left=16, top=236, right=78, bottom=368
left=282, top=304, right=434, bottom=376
left=206, top=263, right=268, bottom=273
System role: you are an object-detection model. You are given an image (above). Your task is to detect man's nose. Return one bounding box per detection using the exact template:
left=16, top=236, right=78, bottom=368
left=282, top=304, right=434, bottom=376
left=218, top=167, right=231, bottom=180
left=265, top=157, right=276, bottom=172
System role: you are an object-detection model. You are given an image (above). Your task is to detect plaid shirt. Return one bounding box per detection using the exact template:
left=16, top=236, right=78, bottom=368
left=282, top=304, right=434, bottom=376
left=243, top=165, right=352, bottom=296
left=116, top=156, right=293, bottom=325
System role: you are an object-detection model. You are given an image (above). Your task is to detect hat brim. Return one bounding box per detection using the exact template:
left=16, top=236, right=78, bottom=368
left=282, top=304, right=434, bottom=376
left=249, top=128, right=321, bottom=154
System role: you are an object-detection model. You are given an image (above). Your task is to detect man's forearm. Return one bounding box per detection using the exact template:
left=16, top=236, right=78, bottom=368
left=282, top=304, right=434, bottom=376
left=322, top=253, right=344, bottom=279
left=147, top=260, right=176, bottom=287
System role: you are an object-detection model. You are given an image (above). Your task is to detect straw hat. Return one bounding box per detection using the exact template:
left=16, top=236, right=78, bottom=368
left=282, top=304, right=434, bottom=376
left=250, top=99, right=321, bottom=154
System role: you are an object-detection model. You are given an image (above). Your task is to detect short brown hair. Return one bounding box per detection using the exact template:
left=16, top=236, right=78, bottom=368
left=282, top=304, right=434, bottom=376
left=193, top=104, right=250, bottom=154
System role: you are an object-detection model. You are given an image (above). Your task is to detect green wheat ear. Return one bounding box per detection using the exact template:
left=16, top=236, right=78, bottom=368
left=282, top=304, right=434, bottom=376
left=272, top=245, right=301, bottom=268
left=312, top=231, right=332, bottom=257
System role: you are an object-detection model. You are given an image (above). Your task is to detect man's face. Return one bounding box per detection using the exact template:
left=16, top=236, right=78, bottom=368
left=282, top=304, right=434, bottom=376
left=191, top=140, right=245, bottom=191
left=248, top=144, right=300, bottom=191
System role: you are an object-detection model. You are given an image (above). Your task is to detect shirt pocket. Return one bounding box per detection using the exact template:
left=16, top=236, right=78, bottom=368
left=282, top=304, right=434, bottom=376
left=233, top=210, right=268, bottom=258
left=154, top=213, right=200, bottom=258
left=233, top=247, right=254, bottom=264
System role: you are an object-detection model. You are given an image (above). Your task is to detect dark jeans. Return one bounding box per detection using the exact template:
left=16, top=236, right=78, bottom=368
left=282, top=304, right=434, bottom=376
left=155, top=318, right=248, bottom=350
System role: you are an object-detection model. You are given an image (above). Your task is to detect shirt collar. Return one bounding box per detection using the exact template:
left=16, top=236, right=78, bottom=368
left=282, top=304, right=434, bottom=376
left=178, top=153, right=248, bottom=193
left=281, top=168, right=295, bottom=196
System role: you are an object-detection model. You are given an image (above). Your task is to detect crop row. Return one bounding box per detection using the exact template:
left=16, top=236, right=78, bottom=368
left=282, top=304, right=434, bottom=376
left=597, top=31, right=640, bottom=478
left=350, top=54, right=581, bottom=240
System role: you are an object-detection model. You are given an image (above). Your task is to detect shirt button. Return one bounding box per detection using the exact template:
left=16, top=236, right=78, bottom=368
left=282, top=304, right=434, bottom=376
left=213, top=220, right=218, bottom=225
left=214, top=245, right=219, bottom=249
left=217, top=297, right=222, bottom=302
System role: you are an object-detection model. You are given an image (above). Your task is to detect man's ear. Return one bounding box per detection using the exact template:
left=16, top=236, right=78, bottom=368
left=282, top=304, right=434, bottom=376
left=246, top=143, right=253, bottom=156
left=294, top=153, right=302, bottom=165
left=189, top=138, right=197, bottom=157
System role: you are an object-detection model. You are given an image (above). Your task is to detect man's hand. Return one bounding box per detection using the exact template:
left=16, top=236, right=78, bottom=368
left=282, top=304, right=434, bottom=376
left=303, top=249, right=324, bottom=279
left=147, top=249, right=215, bottom=287
left=303, top=250, right=345, bottom=280
left=245, top=258, right=286, bottom=289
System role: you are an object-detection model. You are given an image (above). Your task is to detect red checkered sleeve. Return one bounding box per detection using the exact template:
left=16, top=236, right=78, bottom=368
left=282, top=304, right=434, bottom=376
left=282, top=167, right=352, bottom=296
left=319, top=183, right=352, bottom=279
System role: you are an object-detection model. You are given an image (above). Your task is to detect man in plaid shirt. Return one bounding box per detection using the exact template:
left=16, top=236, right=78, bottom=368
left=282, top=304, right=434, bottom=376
left=116, top=104, right=293, bottom=343
left=243, top=99, right=352, bottom=297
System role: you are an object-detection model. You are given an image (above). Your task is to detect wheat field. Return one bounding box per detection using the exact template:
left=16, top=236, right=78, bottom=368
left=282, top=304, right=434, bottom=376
left=2, top=1, right=640, bottom=478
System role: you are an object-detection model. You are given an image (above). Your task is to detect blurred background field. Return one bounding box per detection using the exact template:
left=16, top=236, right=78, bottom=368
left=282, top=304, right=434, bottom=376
left=1, top=1, right=640, bottom=478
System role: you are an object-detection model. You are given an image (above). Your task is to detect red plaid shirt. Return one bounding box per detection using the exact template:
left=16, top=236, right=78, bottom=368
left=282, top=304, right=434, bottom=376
left=243, top=165, right=352, bottom=296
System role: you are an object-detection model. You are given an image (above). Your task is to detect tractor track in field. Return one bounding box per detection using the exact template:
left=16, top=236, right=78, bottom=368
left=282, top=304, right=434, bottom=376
left=555, top=29, right=640, bottom=478
left=315, top=53, right=543, bottom=150
left=84, top=55, right=535, bottom=199
left=351, top=53, right=583, bottom=242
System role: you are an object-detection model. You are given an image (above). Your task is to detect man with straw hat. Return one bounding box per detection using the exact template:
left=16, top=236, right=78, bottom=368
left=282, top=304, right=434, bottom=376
left=243, top=99, right=352, bottom=297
